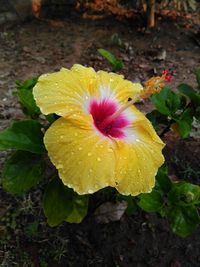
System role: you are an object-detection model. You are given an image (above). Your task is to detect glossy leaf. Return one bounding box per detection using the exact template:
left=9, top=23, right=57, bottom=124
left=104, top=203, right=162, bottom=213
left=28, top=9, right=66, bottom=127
left=195, top=106, right=200, bottom=121
left=151, top=87, right=181, bottom=116
left=175, top=108, right=193, bottom=138
left=146, top=110, right=168, bottom=130
left=156, top=165, right=172, bottom=193
left=138, top=190, right=163, bottom=212
left=168, top=182, right=200, bottom=205
left=2, top=151, right=45, bottom=195
left=43, top=178, right=88, bottom=227
left=178, top=83, right=200, bottom=106
left=17, top=89, right=40, bottom=118
left=168, top=205, right=200, bottom=237
left=16, top=77, right=38, bottom=91
left=16, top=77, right=40, bottom=118
left=0, top=120, right=45, bottom=154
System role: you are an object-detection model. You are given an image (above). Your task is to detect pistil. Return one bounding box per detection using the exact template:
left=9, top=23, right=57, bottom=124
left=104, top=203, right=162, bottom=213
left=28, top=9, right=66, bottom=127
left=98, top=96, right=137, bottom=130
left=98, top=71, right=171, bottom=131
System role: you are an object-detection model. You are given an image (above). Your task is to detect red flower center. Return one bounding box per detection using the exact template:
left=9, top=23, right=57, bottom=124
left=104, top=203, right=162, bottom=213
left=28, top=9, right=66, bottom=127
left=89, top=99, right=129, bottom=138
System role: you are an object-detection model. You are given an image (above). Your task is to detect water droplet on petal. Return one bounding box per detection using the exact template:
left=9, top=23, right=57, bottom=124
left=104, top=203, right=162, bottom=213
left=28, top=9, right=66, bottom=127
left=78, top=147, right=82, bottom=151
left=89, top=169, right=93, bottom=173
left=97, top=157, right=101, bottom=162
left=88, top=189, right=93, bottom=194
left=74, top=132, right=78, bottom=136
left=60, top=135, right=64, bottom=139
left=87, top=152, right=92, bottom=156
left=136, top=138, right=140, bottom=142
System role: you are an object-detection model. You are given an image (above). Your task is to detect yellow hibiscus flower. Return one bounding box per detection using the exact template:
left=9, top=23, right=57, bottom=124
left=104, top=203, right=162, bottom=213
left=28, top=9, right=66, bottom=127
left=33, top=64, right=165, bottom=196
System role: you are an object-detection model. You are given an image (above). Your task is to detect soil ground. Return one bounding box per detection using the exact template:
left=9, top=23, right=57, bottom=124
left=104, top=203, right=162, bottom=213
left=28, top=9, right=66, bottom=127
left=0, top=12, right=200, bottom=267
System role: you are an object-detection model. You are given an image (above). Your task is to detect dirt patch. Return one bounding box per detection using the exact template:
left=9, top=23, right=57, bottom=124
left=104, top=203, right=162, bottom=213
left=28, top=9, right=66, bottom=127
left=0, top=14, right=200, bottom=267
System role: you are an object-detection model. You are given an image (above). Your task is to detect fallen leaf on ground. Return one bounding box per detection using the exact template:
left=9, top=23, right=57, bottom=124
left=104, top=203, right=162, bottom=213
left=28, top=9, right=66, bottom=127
left=94, top=201, right=127, bottom=223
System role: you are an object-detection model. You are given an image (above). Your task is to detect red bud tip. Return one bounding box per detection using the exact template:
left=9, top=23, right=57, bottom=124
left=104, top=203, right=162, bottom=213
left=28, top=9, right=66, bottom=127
left=162, top=70, right=172, bottom=82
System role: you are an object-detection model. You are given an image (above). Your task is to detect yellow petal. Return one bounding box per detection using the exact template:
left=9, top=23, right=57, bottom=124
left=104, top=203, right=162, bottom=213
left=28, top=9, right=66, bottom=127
left=44, top=117, right=116, bottom=194
left=114, top=108, right=165, bottom=196
left=33, top=64, right=143, bottom=125
left=33, top=64, right=98, bottom=119
left=97, top=70, right=143, bottom=104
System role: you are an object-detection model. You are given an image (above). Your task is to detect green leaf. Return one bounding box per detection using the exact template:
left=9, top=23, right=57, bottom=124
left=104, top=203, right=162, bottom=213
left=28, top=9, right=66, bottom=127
left=146, top=110, right=168, bottom=130
left=2, top=151, right=45, bottom=195
left=168, top=205, right=200, bottom=237
left=16, top=77, right=38, bottom=91
left=16, top=78, right=40, bottom=118
left=196, top=68, right=200, bottom=87
left=45, top=114, right=57, bottom=124
left=175, top=108, right=193, bottom=138
left=97, top=48, right=124, bottom=72
left=138, top=190, right=163, bottom=212
left=195, top=106, right=200, bottom=121
left=151, top=87, right=181, bottom=116
left=156, top=165, right=172, bottom=193
left=178, top=83, right=200, bottom=106
left=0, top=120, right=45, bottom=154
left=168, top=182, right=200, bottom=206
left=17, top=89, right=40, bottom=118
left=43, top=178, right=88, bottom=227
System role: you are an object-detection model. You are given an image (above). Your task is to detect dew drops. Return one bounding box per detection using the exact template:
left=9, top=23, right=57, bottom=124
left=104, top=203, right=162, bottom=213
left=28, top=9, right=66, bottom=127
left=60, top=135, right=64, bottom=139
left=89, top=168, right=93, bottom=173
left=87, top=152, right=92, bottom=156
left=94, top=184, right=98, bottom=189
left=78, top=147, right=82, bottom=151
left=97, top=157, right=101, bottom=162
left=136, top=138, right=140, bottom=142
left=74, top=132, right=78, bottom=136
